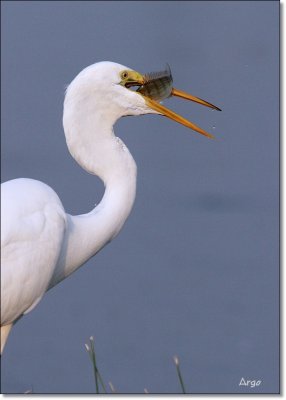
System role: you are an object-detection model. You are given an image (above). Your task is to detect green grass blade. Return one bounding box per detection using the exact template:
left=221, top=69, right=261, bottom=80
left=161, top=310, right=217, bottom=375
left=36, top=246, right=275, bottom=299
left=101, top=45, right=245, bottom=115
left=85, top=337, right=107, bottom=394
left=173, top=356, right=186, bottom=394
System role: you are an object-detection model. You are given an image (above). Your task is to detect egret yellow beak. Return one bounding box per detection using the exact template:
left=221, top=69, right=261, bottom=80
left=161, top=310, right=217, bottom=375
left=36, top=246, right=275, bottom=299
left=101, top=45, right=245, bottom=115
left=171, top=88, right=221, bottom=112
left=144, top=88, right=221, bottom=139
left=121, top=67, right=221, bottom=139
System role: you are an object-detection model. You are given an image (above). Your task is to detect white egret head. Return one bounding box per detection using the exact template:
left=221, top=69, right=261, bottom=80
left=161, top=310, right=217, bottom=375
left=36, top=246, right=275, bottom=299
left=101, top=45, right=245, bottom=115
left=65, top=61, right=221, bottom=138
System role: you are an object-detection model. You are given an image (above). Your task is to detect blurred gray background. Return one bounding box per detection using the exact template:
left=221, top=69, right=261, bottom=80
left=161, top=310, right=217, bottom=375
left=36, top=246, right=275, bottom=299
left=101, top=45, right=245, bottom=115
left=1, top=0, right=279, bottom=394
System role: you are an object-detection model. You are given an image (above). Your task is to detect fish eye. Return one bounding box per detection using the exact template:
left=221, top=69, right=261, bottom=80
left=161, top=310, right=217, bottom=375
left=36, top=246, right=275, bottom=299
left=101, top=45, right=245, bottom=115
left=121, top=71, right=129, bottom=80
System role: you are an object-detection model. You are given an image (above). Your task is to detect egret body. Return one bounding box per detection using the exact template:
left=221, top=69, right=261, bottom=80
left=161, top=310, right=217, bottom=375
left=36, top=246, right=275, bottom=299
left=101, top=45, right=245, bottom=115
left=1, top=61, right=220, bottom=353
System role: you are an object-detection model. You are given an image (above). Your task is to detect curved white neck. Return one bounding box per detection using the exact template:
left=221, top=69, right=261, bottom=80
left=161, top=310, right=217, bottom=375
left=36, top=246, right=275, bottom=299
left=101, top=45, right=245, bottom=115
left=49, top=105, right=137, bottom=287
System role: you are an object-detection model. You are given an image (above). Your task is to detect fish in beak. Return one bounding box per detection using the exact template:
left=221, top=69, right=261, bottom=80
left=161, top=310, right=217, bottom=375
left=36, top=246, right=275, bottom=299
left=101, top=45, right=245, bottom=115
left=123, top=64, right=221, bottom=139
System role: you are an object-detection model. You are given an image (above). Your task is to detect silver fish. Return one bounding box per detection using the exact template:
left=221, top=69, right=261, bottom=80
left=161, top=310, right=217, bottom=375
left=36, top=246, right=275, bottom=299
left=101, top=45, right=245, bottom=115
left=137, top=64, right=173, bottom=101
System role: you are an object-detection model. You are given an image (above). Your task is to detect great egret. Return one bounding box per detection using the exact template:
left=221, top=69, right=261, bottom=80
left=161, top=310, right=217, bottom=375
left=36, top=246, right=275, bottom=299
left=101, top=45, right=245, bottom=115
left=1, top=61, right=220, bottom=353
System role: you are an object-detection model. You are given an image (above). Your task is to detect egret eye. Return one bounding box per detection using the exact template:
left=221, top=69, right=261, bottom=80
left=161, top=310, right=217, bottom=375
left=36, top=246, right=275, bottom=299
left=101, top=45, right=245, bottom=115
left=121, top=71, right=129, bottom=80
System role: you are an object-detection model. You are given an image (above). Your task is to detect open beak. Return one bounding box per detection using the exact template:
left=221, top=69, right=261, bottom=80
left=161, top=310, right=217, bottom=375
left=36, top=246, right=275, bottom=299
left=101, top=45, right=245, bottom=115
left=122, top=67, right=221, bottom=139
left=143, top=87, right=221, bottom=139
